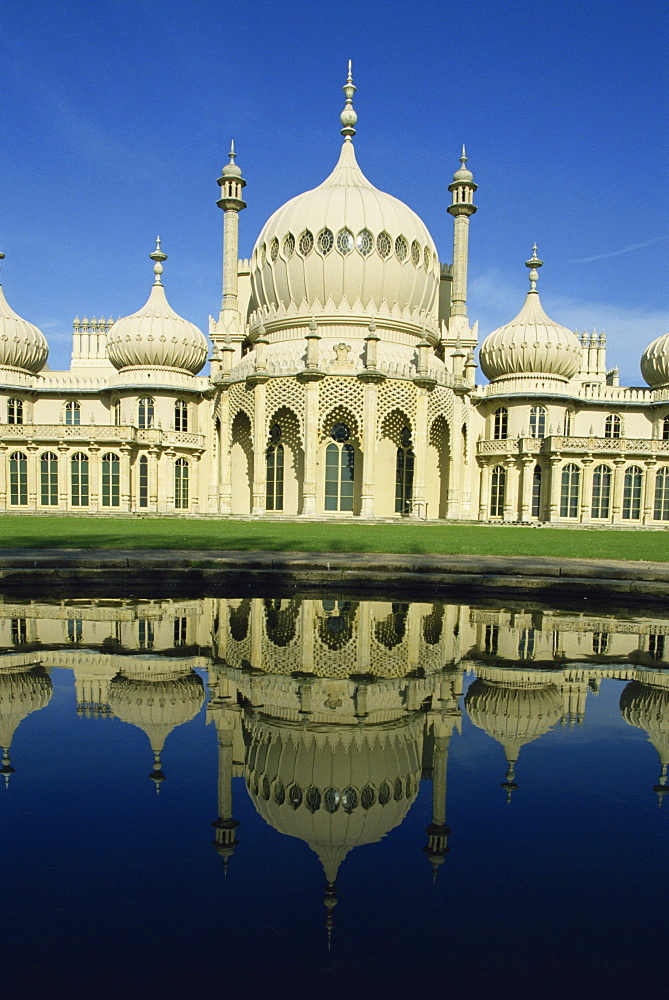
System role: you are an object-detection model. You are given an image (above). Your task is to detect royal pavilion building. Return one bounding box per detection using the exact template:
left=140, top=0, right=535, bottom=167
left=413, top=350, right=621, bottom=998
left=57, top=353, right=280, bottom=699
left=1, top=68, right=668, bottom=525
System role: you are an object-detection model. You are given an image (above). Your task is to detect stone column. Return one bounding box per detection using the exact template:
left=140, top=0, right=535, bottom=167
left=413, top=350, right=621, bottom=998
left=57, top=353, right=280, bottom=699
left=0, top=444, right=6, bottom=507
left=643, top=460, right=656, bottom=524
left=120, top=446, right=132, bottom=512
left=412, top=388, right=429, bottom=518
left=519, top=457, right=535, bottom=521
left=218, top=391, right=232, bottom=514
left=26, top=443, right=38, bottom=508
left=478, top=461, right=490, bottom=520
left=548, top=456, right=562, bottom=521
left=360, top=379, right=379, bottom=518
left=503, top=457, right=519, bottom=521
left=579, top=457, right=593, bottom=523
left=191, top=453, right=201, bottom=513
left=251, top=381, right=267, bottom=515
left=149, top=447, right=159, bottom=511
left=611, top=458, right=625, bottom=522
left=446, top=398, right=462, bottom=519
left=164, top=449, right=176, bottom=512
left=301, top=378, right=320, bottom=516
left=88, top=445, right=100, bottom=511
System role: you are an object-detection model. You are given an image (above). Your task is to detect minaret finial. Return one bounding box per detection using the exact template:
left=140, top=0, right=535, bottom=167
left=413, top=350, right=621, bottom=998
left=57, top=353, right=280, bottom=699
left=461, top=144, right=467, bottom=164
left=229, top=140, right=236, bottom=162
left=149, top=237, right=168, bottom=286
left=340, top=61, right=357, bottom=141
left=525, top=243, right=543, bottom=292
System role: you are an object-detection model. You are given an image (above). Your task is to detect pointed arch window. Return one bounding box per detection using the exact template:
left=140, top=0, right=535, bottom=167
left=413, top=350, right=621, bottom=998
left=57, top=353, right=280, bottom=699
left=325, top=422, right=354, bottom=512
left=9, top=451, right=27, bottom=505
left=529, top=405, right=546, bottom=439
left=531, top=464, right=542, bottom=518
left=298, top=229, right=314, bottom=256
left=654, top=467, right=669, bottom=521
left=138, top=397, right=154, bottom=429
left=282, top=233, right=295, bottom=259
left=411, top=240, right=421, bottom=266
left=70, top=453, right=89, bottom=507
left=101, top=452, right=120, bottom=507
left=395, top=235, right=408, bottom=261
left=40, top=452, right=58, bottom=506
left=317, top=228, right=334, bottom=255
left=376, top=231, right=391, bottom=258
left=395, top=426, right=414, bottom=514
left=7, top=398, right=23, bottom=425
left=560, top=463, right=580, bottom=518
left=174, top=398, right=188, bottom=432
left=65, top=400, right=81, bottom=426
left=591, top=464, right=611, bottom=519
left=493, top=406, right=508, bottom=440
left=490, top=465, right=506, bottom=518
left=622, top=465, right=643, bottom=520
left=604, top=414, right=622, bottom=439
left=174, top=458, right=189, bottom=509
left=266, top=425, right=284, bottom=512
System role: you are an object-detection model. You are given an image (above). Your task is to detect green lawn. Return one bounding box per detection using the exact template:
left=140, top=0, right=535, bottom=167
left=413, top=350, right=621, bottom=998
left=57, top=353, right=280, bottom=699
left=0, top=515, right=667, bottom=561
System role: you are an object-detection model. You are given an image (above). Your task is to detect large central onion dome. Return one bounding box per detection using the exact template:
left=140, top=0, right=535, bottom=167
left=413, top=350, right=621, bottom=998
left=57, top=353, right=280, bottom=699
left=0, top=252, right=49, bottom=374
left=248, top=68, right=440, bottom=337
left=107, top=241, right=208, bottom=374
left=479, top=247, right=581, bottom=384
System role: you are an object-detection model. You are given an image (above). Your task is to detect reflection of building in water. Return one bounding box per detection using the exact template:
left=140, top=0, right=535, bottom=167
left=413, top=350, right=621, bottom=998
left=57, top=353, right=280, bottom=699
left=620, top=679, right=669, bottom=803
left=0, top=658, right=52, bottom=785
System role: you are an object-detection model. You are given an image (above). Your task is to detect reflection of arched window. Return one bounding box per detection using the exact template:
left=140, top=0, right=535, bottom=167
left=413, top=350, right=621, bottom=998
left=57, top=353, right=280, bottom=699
left=518, top=629, right=535, bottom=659
left=65, top=400, right=81, bottom=426
left=138, top=397, right=154, bottom=429
left=649, top=634, right=665, bottom=661
left=101, top=453, right=120, bottom=507
left=174, top=458, right=189, bottom=509
left=266, top=424, right=284, bottom=511
left=654, top=467, right=669, bottom=521
left=374, top=604, right=408, bottom=650
left=71, top=453, right=89, bottom=506
left=319, top=600, right=353, bottom=650
left=138, top=455, right=148, bottom=508
left=529, top=406, right=546, bottom=439
left=40, top=452, right=58, bottom=506
left=591, top=465, right=611, bottom=519
left=9, top=451, right=27, bottom=505
left=560, top=464, right=580, bottom=518
left=493, top=407, right=508, bottom=440
left=7, top=398, right=23, bottom=425
left=490, top=465, right=505, bottom=517
left=622, top=465, right=643, bottom=520
left=264, top=598, right=300, bottom=647
left=604, top=414, right=621, bottom=439
left=395, top=426, right=414, bottom=514
left=229, top=599, right=251, bottom=642
left=325, top=423, right=354, bottom=512
left=484, top=624, right=499, bottom=656
left=531, top=464, right=542, bottom=518
left=174, top=399, right=188, bottom=432
left=422, top=604, right=444, bottom=645
left=592, top=632, right=609, bottom=655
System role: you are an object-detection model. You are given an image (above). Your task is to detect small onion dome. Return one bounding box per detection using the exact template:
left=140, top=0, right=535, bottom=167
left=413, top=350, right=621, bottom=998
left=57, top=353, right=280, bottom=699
left=452, top=146, right=474, bottom=183
left=479, top=247, right=581, bottom=383
left=640, top=332, right=669, bottom=388
left=465, top=677, right=563, bottom=767
left=0, top=665, right=53, bottom=753
left=0, top=257, right=49, bottom=373
left=107, top=240, right=207, bottom=374
left=108, top=671, right=205, bottom=758
left=220, top=140, right=243, bottom=179
left=244, top=713, right=423, bottom=884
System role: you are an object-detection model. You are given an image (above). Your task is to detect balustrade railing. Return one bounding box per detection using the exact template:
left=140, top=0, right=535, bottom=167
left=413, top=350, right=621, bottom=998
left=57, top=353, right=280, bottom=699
left=0, top=424, right=205, bottom=449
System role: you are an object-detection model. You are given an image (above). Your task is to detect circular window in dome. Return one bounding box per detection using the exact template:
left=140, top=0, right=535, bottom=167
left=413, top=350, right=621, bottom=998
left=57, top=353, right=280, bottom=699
left=423, top=246, right=431, bottom=271
left=317, top=228, right=334, bottom=255
left=411, top=240, right=421, bottom=266
left=260, top=243, right=266, bottom=266
left=270, top=237, right=279, bottom=262
left=395, top=235, right=408, bottom=261
left=305, top=786, right=321, bottom=813
left=378, top=780, right=391, bottom=806
left=336, top=228, right=354, bottom=255
left=356, top=229, right=374, bottom=256
left=341, top=786, right=358, bottom=813
left=282, top=233, right=295, bottom=259
left=288, top=783, right=303, bottom=809
left=273, top=778, right=285, bottom=805
left=323, top=787, right=340, bottom=813
left=298, top=229, right=314, bottom=256
left=377, top=231, right=392, bottom=259
left=361, top=784, right=376, bottom=810
left=331, top=422, right=351, bottom=442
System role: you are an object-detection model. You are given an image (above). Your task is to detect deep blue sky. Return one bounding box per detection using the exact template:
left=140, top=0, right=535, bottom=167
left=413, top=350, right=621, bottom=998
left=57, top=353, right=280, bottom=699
left=1, top=0, right=667, bottom=383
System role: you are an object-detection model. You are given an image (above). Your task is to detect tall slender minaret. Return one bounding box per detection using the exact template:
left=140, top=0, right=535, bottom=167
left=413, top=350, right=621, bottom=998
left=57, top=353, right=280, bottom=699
left=210, top=143, right=247, bottom=361
left=447, top=147, right=478, bottom=333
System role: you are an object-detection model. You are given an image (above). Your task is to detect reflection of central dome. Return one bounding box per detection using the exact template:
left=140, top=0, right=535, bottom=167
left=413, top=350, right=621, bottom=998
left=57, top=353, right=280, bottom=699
left=245, top=714, right=423, bottom=882
left=108, top=671, right=205, bottom=754
left=465, top=676, right=563, bottom=764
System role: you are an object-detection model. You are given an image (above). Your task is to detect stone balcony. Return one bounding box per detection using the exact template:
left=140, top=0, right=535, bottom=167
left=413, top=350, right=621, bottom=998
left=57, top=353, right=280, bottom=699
left=0, top=424, right=205, bottom=451
left=477, top=435, right=669, bottom=459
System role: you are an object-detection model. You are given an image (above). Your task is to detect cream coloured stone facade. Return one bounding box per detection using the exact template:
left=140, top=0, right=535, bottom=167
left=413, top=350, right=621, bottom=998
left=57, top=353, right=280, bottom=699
left=1, top=70, right=668, bottom=525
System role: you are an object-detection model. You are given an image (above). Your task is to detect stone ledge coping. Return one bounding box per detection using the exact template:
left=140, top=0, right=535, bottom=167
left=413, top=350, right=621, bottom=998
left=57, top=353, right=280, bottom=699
left=0, top=549, right=668, bottom=601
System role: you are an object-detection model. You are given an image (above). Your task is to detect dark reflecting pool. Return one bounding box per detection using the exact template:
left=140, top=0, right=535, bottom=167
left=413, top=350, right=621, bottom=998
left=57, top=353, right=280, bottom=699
left=1, top=595, right=667, bottom=999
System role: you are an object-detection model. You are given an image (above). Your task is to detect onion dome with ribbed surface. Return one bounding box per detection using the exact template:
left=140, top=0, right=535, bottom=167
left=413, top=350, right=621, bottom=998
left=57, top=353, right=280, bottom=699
left=0, top=253, right=49, bottom=374
left=640, top=332, right=669, bottom=389
left=479, top=247, right=582, bottom=383
left=248, top=67, right=440, bottom=338
left=107, top=241, right=208, bottom=374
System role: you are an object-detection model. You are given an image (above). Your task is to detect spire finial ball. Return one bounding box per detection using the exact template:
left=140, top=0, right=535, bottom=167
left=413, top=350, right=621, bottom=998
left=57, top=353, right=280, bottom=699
left=150, top=237, right=168, bottom=285
left=340, top=60, right=357, bottom=140
left=525, top=244, right=543, bottom=292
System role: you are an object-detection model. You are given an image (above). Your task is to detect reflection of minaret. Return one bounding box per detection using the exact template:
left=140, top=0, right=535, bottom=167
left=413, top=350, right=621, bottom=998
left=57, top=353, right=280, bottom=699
left=210, top=703, right=241, bottom=872
left=423, top=682, right=461, bottom=878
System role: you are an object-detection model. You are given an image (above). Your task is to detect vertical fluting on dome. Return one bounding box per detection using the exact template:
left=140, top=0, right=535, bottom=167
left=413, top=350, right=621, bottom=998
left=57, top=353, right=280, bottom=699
left=0, top=251, right=49, bottom=374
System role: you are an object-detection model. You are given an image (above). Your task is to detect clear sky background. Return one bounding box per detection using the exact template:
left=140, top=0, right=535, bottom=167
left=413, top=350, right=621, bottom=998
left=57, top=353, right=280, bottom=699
left=1, top=0, right=667, bottom=383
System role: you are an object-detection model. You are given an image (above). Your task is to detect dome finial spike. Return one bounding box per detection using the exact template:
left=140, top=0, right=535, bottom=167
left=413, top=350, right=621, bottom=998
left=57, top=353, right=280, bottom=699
left=229, top=139, right=236, bottom=162
left=340, top=61, right=357, bottom=141
left=525, top=243, right=543, bottom=292
left=149, top=236, right=168, bottom=285
left=461, top=144, right=467, bottom=165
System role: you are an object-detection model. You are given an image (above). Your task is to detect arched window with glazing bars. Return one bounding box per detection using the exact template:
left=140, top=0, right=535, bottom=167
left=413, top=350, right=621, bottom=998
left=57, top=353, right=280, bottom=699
left=591, top=465, right=612, bottom=519
left=560, top=464, right=580, bottom=518
left=174, top=458, right=189, bottom=509
left=395, top=426, right=414, bottom=514
left=174, top=399, right=188, bottom=432
left=70, top=453, right=89, bottom=506
left=490, top=465, right=506, bottom=518
left=9, top=451, right=27, bottom=505
left=654, top=467, right=669, bottom=521
left=266, top=425, right=284, bottom=511
left=65, top=400, right=81, bottom=426
left=529, top=406, right=546, bottom=439
left=622, top=465, right=643, bottom=520
left=604, top=414, right=622, bottom=439
left=138, top=397, right=154, bottom=429
left=7, top=398, right=23, bottom=425
left=325, top=423, right=354, bottom=512
left=40, top=452, right=58, bottom=506
left=101, top=453, right=120, bottom=507
left=493, top=407, right=508, bottom=440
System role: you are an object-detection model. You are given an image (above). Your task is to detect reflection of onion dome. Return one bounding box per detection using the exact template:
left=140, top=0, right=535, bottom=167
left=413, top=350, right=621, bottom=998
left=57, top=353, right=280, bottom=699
left=0, top=254, right=49, bottom=374
left=479, top=247, right=581, bottom=383
left=108, top=670, right=204, bottom=789
left=107, top=241, right=208, bottom=374
left=620, top=679, right=669, bottom=803
left=640, top=333, right=669, bottom=389
left=247, top=67, right=440, bottom=340
left=465, top=675, right=562, bottom=798
left=0, top=665, right=53, bottom=785
left=244, top=713, right=423, bottom=884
